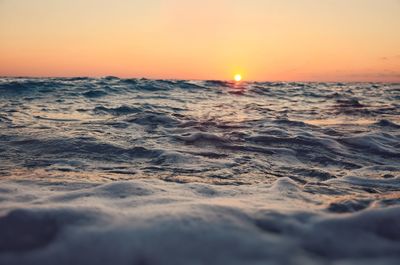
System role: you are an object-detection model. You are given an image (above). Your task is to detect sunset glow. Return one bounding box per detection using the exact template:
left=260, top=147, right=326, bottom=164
left=0, top=1, right=399, bottom=264
left=0, top=0, right=399, bottom=81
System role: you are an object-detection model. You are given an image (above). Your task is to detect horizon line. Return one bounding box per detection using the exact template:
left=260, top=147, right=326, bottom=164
left=0, top=75, right=399, bottom=84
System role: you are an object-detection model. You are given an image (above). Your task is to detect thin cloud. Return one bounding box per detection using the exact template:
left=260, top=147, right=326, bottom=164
left=379, top=55, right=400, bottom=61
left=345, top=71, right=400, bottom=79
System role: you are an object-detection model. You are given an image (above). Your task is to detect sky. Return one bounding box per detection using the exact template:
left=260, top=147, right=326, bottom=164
left=1, top=0, right=399, bottom=82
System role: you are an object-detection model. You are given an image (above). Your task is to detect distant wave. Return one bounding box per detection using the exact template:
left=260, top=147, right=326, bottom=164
left=0, top=78, right=399, bottom=179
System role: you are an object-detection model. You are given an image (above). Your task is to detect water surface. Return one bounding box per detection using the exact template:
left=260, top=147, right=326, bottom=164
left=0, top=77, right=399, bottom=264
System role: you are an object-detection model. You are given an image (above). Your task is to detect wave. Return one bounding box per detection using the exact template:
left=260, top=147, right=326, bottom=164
left=83, top=90, right=108, bottom=98
left=0, top=77, right=399, bottom=264
left=0, top=179, right=399, bottom=264
left=93, top=105, right=142, bottom=115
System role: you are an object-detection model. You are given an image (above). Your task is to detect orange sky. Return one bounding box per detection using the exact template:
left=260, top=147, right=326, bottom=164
left=1, top=0, right=399, bottom=82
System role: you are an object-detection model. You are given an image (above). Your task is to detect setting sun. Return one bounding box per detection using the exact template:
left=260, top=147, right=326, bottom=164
left=234, top=74, right=242, bottom=82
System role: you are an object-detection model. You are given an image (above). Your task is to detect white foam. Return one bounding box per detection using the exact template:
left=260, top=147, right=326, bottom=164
left=0, top=179, right=399, bottom=264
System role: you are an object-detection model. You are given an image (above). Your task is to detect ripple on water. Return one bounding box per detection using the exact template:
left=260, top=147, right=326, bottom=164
left=0, top=78, right=399, bottom=263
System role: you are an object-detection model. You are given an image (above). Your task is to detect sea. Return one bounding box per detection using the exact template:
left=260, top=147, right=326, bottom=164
left=0, top=77, right=399, bottom=265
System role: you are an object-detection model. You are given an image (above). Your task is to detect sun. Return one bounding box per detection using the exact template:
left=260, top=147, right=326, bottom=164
left=234, top=74, right=242, bottom=82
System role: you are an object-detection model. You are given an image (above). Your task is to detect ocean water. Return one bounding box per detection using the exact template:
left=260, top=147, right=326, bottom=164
left=0, top=77, right=399, bottom=265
